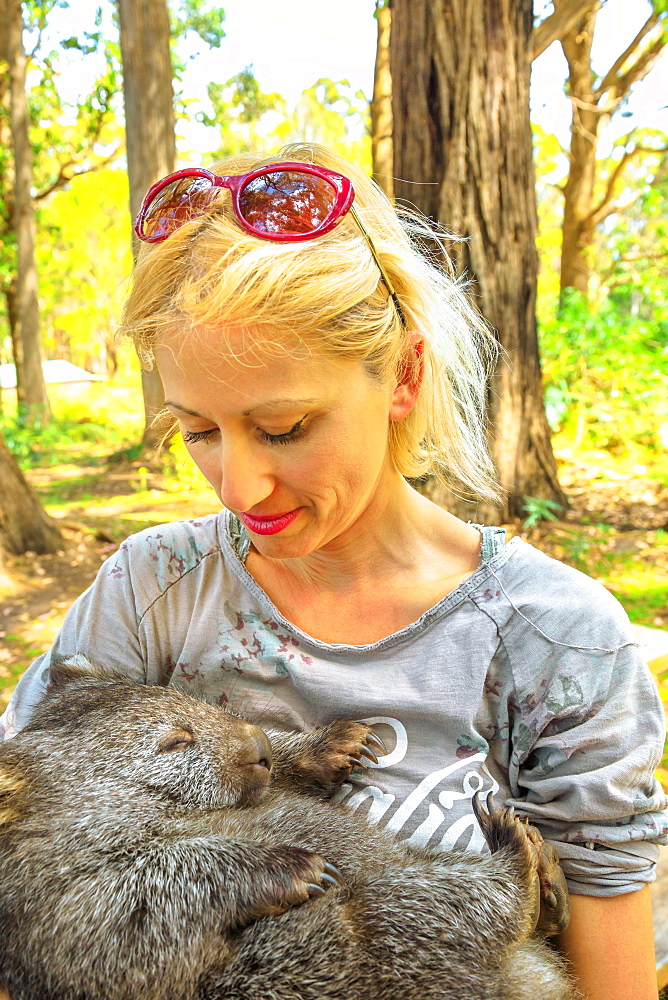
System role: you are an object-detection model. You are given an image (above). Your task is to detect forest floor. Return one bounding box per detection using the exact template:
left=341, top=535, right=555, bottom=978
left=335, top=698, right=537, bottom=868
left=1, top=444, right=667, bottom=715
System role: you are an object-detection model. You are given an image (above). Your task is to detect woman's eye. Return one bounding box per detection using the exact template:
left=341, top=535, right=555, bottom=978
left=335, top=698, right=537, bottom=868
left=182, top=427, right=217, bottom=444
left=257, top=416, right=308, bottom=446
left=182, top=416, right=308, bottom=447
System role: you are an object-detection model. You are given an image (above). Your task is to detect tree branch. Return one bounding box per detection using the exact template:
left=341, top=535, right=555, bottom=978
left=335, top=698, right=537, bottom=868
left=532, top=0, right=599, bottom=62
left=594, top=13, right=665, bottom=100
left=599, top=251, right=668, bottom=289
left=586, top=143, right=668, bottom=227
left=34, top=148, right=121, bottom=201
left=590, top=189, right=644, bottom=228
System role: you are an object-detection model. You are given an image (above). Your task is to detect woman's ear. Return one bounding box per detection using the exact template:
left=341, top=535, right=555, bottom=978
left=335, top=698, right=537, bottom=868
left=389, top=332, right=425, bottom=422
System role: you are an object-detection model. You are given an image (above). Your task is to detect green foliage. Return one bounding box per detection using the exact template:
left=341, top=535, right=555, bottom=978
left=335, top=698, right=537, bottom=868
left=34, top=168, right=133, bottom=368
left=0, top=0, right=123, bottom=336
left=521, top=496, right=563, bottom=528
left=197, top=67, right=285, bottom=158
left=273, top=78, right=370, bottom=168
left=0, top=377, right=143, bottom=468
left=1, top=413, right=104, bottom=467
left=170, top=0, right=226, bottom=49
left=539, top=290, right=668, bottom=456
left=533, top=115, right=668, bottom=309
left=169, top=0, right=226, bottom=82
left=197, top=68, right=371, bottom=171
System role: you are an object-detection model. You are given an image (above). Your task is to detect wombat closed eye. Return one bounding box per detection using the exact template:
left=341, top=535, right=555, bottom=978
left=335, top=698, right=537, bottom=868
left=0, top=657, right=577, bottom=1000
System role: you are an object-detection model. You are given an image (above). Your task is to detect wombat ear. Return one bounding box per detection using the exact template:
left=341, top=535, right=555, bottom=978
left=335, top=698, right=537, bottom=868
left=47, top=654, right=111, bottom=692
left=0, top=760, right=26, bottom=826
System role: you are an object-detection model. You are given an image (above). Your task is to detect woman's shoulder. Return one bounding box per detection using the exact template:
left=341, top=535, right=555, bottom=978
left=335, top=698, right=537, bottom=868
left=475, top=533, right=635, bottom=655
left=499, top=535, right=627, bottom=610
left=110, top=509, right=231, bottom=597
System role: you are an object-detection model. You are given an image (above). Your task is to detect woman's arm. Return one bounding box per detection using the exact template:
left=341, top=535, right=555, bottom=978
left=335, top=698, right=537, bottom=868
left=558, top=886, right=659, bottom=1000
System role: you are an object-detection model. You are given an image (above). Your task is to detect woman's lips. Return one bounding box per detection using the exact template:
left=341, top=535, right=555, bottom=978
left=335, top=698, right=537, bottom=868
left=239, top=508, right=301, bottom=535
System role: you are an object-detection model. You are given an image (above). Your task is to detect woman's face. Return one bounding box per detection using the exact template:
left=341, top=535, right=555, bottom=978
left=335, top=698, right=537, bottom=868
left=155, top=326, right=414, bottom=559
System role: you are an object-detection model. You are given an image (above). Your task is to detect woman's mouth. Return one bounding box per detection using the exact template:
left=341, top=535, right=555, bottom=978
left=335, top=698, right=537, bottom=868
left=239, top=508, right=301, bottom=535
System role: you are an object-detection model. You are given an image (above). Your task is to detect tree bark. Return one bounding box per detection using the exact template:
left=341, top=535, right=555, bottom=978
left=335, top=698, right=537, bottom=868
left=2, top=0, right=50, bottom=422
left=557, top=2, right=665, bottom=300
left=371, top=1, right=394, bottom=200
left=117, top=0, right=176, bottom=449
left=532, top=0, right=598, bottom=61
left=559, top=3, right=601, bottom=297
left=391, top=0, right=565, bottom=522
left=0, top=433, right=63, bottom=555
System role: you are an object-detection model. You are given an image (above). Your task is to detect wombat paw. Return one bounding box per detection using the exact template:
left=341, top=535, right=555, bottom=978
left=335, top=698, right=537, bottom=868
left=472, top=792, right=570, bottom=938
left=305, top=720, right=388, bottom=788
left=249, top=848, right=345, bottom=921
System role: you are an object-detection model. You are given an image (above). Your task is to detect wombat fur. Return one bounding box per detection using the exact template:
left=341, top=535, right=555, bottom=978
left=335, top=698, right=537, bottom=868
left=0, top=656, right=577, bottom=1000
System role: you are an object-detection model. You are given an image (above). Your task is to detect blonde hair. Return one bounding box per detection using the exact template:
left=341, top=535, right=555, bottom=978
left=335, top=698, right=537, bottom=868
left=121, top=143, right=500, bottom=502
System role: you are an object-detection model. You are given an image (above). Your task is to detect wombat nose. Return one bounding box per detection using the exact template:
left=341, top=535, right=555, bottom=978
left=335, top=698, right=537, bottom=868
left=245, top=726, right=273, bottom=771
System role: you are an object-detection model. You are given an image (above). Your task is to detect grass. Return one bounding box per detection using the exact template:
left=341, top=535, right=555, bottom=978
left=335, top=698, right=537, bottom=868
left=516, top=523, right=668, bottom=629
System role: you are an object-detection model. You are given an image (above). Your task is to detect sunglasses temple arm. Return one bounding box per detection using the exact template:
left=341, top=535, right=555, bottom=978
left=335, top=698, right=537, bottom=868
left=350, top=206, right=407, bottom=328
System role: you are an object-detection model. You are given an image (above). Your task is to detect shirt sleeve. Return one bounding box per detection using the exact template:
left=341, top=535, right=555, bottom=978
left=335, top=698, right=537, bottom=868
left=0, top=538, right=145, bottom=741
left=488, top=555, right=668, bottom=896
left=477, top=542, right=668, bottom=896
left=508, top=637, right=667, bottom=895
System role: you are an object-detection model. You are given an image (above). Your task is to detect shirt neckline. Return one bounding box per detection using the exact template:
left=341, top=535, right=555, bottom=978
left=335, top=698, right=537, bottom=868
left=218, top=509, right=519, bottom=654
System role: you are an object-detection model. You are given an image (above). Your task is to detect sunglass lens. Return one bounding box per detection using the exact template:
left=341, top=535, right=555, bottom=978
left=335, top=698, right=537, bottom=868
left=238, top=170, right=336, bottom=236
left=141, top=176, right=218, bottom=240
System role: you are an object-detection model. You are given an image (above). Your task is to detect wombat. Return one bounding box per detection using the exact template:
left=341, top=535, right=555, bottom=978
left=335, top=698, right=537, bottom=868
left=0, top=656, right=577, bottom=1000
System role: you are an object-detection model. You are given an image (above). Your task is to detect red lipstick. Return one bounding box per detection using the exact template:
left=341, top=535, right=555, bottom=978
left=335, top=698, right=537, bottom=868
left=239, top=508, right=300, bottom=535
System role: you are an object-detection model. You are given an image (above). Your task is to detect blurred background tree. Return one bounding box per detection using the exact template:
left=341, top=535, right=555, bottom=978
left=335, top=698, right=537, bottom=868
left=0, top=0, right=121, bottom=422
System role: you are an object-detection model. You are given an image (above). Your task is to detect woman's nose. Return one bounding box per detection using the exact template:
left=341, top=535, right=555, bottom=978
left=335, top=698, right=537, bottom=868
left=218, top=440, right=274, bottom=513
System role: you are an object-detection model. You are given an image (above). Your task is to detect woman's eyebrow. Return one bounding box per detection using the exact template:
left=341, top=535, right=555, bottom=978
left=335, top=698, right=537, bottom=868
left=164, top=398, right=319, bottom=418
left=242, top=398, right=319, bottom=415
left=164, top=401, right=202, bottom=416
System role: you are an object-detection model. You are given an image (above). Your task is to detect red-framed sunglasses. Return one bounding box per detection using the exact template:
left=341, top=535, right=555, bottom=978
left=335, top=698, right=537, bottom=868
left=134, top=161, right=406, bottom=327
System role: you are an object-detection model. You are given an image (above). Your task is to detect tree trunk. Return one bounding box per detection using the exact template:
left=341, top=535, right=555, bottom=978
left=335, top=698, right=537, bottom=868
left=2, top=0, right=50, bottom=422
left=559, top=3, right=601, bottom=298
left=391, top=0, right=565, bottom=522
left=371, top=1, right=394, bottom=200
left=117, top=0, right=176, bottom=449
left=0, top=433, right=63, bottom=555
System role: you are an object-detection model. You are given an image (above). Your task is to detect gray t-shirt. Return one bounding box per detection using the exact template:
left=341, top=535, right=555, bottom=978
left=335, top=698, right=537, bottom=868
left=2, top=510, right=666, bottom=897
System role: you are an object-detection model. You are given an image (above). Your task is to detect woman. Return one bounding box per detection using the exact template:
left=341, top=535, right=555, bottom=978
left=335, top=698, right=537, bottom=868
left=2, top=144, right=666, bottom=999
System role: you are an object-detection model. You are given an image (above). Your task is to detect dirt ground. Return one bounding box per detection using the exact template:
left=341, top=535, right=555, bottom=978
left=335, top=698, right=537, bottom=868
left=1, top=455, right=667, bottom=712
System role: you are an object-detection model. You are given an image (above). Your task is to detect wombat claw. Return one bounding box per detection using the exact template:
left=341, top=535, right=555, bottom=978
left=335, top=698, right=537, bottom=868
left=471, top=790, right=571, bottom=939
left=320, top=862, right=345, bottom=888
left=341, top=726, right=387, bottom=771
left=364, top=731, right=387, bottom=754
left=307, top=861, right=345, bottom=897
left=296, top=720, right=389, bottom=788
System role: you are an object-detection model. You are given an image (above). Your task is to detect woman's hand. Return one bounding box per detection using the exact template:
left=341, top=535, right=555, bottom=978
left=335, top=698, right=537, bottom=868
left=558, top=886, right=659, bottom=1000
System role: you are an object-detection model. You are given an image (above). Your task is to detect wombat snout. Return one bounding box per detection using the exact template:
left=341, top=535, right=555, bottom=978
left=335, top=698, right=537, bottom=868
left=236, top=725, right=273, bottom=793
